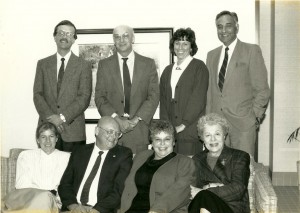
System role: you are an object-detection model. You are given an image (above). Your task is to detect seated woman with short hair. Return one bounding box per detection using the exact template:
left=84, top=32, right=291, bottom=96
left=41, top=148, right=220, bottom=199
left=189, top=113, right=250, bottom=213
left=4, top=122, right=70, bottom=213
left=120, top=120, right=195, bottom=213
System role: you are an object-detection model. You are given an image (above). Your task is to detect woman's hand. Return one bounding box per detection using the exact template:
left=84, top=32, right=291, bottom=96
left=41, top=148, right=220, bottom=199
left=190, top=185, right=202, bottom=199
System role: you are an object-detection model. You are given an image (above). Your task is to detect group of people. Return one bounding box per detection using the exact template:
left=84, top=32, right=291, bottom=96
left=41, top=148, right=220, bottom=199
left=3, top=9, right=270, bottom=213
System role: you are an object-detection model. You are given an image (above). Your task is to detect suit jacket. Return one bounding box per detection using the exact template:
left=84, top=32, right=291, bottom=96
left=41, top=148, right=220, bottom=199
left=95, top=52, right=159, bottom=150
left=193, top=146, right=250, bottom=213
left=160, top=58, right=209, bottom=141
left=58, top=143, right=133, bottom=213
left=33, top=52, right=92, bottom=141
left=120, top=150, right=195, bottom=213
left=206, top=40, right=270, bottom=130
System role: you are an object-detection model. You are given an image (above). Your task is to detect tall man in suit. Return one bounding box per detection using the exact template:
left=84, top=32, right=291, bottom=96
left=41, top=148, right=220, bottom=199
left=58, top=116, right=133, bottom=213
left=206, top=11, right=270, bottom=157
left=33, top=20, right=92, bottom=152
left=95, top=25, right=159, bottom=153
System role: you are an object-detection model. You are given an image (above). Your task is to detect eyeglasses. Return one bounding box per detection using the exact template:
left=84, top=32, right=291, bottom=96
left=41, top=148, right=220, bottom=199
left=56, top=30, right=75, bottom=38
left=98, top=126, right=122, bottom=138
left=113, top=33, right=130, bottom=41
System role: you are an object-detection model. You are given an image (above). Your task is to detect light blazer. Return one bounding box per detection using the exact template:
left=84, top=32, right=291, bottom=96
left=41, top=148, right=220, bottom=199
left=120, top=150, right=195, bottom=213
left=58, top=143, right=133, bottom=213
left=160, top=58, right=209, bottom=140
left=33, top=52, right=92, bottom=141
left=95, top=52, right=159, bottom=149
left=193, top=146, right=250, bottom=213
left=206, top=40, right=270, bottom=130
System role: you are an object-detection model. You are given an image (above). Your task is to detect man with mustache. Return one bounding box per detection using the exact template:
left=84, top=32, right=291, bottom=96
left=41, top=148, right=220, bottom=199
left=33, top=20, right=92, bottom=152
left=58, top=116, right=133, bottom=213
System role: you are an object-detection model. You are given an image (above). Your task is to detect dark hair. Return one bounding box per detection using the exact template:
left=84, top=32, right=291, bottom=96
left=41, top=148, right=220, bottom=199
left=169, top=28, right=198, bottom=56
left=197, top=113, right=230, bottom=140
left=216, top=10, right=238, bottom=24
left=53, top=20, right=77, bottom=39
left=36, top=122, right=59, bottom=139
left=149, top=120, right=175, bottom=143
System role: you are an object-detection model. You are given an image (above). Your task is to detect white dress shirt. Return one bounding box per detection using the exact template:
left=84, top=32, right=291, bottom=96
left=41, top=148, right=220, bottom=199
left=76, top=145, right=109, bottom=206
left=15, top=149, right=70, bottom=190
left=217, top=38, right=237, bottom=79
left=56, top=51, right=71, bottom=78
left=117, top=51, right=135, bottom=84
left=171, top=55, right=193, bottom=98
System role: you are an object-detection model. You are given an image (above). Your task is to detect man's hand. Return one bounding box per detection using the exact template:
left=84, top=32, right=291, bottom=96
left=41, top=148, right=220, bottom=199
left=175, top=124, right=186, bottom=133
left=68, top=204, right=95, bottom=213
left=89, top=209, right=100, bottom=213
left=128, top=116, right=140, bottom=129
left=115, top=116, right=133, bottom=133
left=47, top=114, right=64, bottom=133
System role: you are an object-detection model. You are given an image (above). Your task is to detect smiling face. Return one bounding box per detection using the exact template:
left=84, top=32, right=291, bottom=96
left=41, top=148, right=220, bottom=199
left=174, top=37, right=192, bottom=63
left=152, top=131, right=175, bottom=160
left=113, top=25, right=135, bottom=57
left=37, top=129, right=58, bottom=155
left=54, top=25, right=76, bottom=52
left=203, top=124, right=225, bottom=157
left=216, top=14, right=239, bottom=46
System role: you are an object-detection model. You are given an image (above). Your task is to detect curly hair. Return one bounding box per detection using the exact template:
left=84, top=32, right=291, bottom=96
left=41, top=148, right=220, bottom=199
left=169, top=28, right=198, bottom=56
left=149, top=120, right=175, bottom=143
left=197, top=113, right=230, bottom=140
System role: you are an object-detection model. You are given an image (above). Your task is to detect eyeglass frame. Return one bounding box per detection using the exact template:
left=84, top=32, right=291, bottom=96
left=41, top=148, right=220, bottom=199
left=113, top=33, right=131, bottom=41
left=98, top=126, right=122, bottom=138
left=56, top=30, right=75, bottom=38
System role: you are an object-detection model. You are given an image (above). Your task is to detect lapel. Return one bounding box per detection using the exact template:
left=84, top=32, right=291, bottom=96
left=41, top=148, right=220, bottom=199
left=212, top=46, right=222, bottom=89
left=99, top=145, right=119, bottom=184
left=110, top=54, right=124, bottom=95
left=46, top=54, right=58, bottom=99
left=58, top=52, right=78, bottom=100
left=213, top=146, right=232, bottom=184
left=223, top=39, right=241, bottom=90
left=131, top=52, right=144, bottom=96
left=166, top=64, right=174, bottom=98
left=78, top=144, right=94, bottom=182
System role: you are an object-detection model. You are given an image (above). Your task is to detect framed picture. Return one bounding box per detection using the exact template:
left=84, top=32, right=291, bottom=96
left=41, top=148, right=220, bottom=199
left=73, top=28, right=174, bottom=124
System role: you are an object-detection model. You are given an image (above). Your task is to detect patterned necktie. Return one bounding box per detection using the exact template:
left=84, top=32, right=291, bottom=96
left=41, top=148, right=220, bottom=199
left=57, top=58, right=65, bottom=95
left=80, top=151, right=104, bottom=205
left=218, top=47, right=229, bottom=92
left=122, top=58, right=131, bottom=114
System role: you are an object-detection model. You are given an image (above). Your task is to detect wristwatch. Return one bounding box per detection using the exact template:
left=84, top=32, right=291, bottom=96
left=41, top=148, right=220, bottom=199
left=60, top=114, right=66, bottom=122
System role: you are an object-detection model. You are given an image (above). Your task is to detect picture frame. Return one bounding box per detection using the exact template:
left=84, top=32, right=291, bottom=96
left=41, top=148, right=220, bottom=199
left=73, top=28, right=174, bottom=124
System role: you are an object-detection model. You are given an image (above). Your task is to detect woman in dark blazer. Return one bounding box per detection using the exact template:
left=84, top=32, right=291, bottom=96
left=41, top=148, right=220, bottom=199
left=120, top=120, right=195, bottom=213
left=189, top=113, right=250, bottom=213
left=160, top=28, right=209, bottom=155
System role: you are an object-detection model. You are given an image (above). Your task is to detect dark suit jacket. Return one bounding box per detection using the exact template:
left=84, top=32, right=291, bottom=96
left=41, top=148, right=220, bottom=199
left=58, top=143, right=133, bottom=213
left=95, top=52, right=159, bottom=151
left=120, top=150, right=195, bottom=213
left=160, top=58, right=209, bottom=142
left=193, top=146, right=250, bottom=213
left=206, top=40, right=270, bottom=130
left=33, top=52, right=92, bottom=142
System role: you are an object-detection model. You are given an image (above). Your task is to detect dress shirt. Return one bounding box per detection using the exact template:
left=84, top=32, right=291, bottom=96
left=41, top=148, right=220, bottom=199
left=217, top=38, right=237, bottom=79
left=15, top=149, right=70, bottom=190
left=117, top=51, right=135, bottom=83
left=171, top=55, right=193, bottom=98
left=56, top=51, right=71, bottom=78
left=76, top=145, right=109, bottom=206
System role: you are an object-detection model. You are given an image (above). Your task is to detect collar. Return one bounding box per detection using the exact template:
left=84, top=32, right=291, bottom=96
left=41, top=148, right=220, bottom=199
left=222, top=38, right=237, bottom=52
left=56, top=51, right=71, bottom=62
left=117, top=51, right=134, bottom=61
left=175, top=55, right=193, bottom=70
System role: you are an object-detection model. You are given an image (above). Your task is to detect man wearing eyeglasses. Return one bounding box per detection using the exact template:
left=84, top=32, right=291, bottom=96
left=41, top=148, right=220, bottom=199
left=95, top=25, right=159, bottom=154
left=59, top=116, right=133, bottom=213
left=33, top=20, right=92, bottom=152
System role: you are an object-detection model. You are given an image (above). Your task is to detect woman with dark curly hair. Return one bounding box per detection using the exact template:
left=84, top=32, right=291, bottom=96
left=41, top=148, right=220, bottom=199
left=160, top=28, right=209, bottom=155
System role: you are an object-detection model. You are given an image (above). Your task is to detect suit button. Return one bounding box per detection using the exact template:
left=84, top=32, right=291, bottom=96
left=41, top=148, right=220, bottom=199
left=121, top=100, right=124, bottom=103
left=175, top=116, right=178, bottom=119
left=174, top=101, right=177, bottom=104
left=221, top=108, right=223, bottom=111
left=176, top=86, right=178, bottom=89
left=57, top=105, right=60, bottom=108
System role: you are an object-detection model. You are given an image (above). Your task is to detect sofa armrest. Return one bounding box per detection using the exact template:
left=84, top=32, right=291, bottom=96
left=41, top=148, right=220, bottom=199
left=254, top=162, right=278, bottom=213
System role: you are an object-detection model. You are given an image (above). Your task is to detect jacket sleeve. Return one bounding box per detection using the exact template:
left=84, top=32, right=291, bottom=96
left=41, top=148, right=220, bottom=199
left=151, top=157, right=195, bottom=213
left=249, top=45, right=270, bottom=118
left=208, top=152, right=250, bottom=202
left=159, top=66, right=170, bottom=121
left=182, top=61, right=209, bottom=126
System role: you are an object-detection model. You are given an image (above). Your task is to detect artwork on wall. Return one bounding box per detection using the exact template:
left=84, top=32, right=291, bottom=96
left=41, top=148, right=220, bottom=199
left=73, top=28, right=174, bottom=123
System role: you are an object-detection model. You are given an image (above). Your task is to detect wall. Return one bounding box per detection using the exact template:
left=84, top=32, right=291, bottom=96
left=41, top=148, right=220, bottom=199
left=1, top=0, right=257, bottom=156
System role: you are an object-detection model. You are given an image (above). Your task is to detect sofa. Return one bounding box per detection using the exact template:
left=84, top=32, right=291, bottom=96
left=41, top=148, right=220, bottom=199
left=1, top=149, right=277, bottom=212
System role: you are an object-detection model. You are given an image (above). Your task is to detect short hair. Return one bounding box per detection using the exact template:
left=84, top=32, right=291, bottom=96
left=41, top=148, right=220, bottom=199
left=36, top=122, right=59, bottom=139
left=197, top=113, right=230, bottom=140
left=149, top=120, right=175, bottom=143
left=53, top=20, right=77, bottom=39
left=169, top=28, right=198, bottom=56
left=215, top=10, right=239, bottom=24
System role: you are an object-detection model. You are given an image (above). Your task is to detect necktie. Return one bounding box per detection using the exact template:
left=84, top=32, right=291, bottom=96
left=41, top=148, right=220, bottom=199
left=218, top=47, right=229, bottom=92
left=57, top=58, right=65, bottom=95
left=122, top=58, right=131, bottom=114
left=80, top=151, right=104, bottom=205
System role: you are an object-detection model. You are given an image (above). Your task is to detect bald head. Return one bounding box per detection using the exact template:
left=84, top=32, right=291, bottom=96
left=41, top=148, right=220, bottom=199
left=113, top=25, right=135, bottom=57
